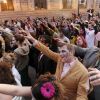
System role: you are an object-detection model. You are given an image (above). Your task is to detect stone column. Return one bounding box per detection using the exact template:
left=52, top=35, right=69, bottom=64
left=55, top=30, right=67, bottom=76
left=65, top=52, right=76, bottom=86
left=13, top=0, right=21, bottom=11
left=72, top=0, right=78, bottom=14
left=95, top=0, right=100, bottom=9
left=87, top=0, right=94, bottom=9
left=18, top=0, right=29, bottom=11
left=93, top=0, right=97, bottom=9
left=28, top=0, right=34, bottom=11
left=0, top=4, right=1, bottom=11
left=47, top=0, right=63, bottom=10
left=72, top=0, right=78, bottom=10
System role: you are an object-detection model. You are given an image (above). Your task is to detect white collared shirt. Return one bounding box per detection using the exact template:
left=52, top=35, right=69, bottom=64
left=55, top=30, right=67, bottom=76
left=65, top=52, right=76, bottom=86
left=61, top=59, right=76, bottom=78
left=11, top=65, right=21, bottom=83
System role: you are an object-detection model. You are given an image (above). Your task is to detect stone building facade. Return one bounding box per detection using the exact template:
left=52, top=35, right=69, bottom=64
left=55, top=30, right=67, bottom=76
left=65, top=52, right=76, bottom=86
left=0, top=0, right=99, bottom=12
left=0, top=0, right=99, bottom=21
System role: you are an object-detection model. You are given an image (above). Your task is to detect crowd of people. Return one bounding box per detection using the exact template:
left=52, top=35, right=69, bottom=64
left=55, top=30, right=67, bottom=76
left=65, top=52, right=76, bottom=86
left=0, top=12, right=99, bottom=100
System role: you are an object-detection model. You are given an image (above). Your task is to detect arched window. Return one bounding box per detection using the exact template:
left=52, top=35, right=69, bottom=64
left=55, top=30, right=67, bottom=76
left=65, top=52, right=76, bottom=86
left=1, top=0, right=14, bottom=11
left=63, top=0, right=72, bottom=9
left=34, top=0, right=47, bottom=10
left=79, top=0, right=87, bottom=8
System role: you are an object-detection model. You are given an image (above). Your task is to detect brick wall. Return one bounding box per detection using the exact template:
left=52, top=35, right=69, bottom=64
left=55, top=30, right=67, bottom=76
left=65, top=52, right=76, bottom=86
left=0, top=10, right=73, bottom=22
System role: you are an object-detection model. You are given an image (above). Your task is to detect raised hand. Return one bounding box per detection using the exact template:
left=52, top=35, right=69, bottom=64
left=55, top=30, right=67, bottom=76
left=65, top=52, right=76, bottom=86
left=89, top=68, right=100, bottom=86
left=25, top=32, right=35, bottom=42
left=53, top=38, right=66, bottom=47
left=18, top=29, right=35, bottom=43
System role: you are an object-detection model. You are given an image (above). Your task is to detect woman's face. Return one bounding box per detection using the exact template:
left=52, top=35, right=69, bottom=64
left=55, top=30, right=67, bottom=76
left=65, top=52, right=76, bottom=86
left=76, top=37, right=83, bottom=46
left=58, top=45, right=70, bottom=63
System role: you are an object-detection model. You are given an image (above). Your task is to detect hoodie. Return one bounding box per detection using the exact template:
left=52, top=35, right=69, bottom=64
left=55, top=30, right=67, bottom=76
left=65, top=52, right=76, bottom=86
left=14, top=45, right=29, bottom=71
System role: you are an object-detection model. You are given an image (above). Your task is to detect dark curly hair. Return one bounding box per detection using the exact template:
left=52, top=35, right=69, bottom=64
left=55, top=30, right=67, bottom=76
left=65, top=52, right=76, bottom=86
left=14, top=34, right=25, bottom=44
left=31, top=73, right=65, bottom=100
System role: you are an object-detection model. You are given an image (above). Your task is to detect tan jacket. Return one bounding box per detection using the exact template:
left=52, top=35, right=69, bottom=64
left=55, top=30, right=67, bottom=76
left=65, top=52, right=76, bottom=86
left=35, top=41, right=89, bottom=100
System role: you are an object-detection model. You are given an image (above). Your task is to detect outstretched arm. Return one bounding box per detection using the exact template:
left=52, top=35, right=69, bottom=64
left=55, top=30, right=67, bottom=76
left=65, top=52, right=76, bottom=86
left=0, top=84, right=31, bottom=96
left=53, top=38, right=87, bottom=58
left=74, top=45, right=88, bottom=59
left=25, top=31, right=60, bottom=62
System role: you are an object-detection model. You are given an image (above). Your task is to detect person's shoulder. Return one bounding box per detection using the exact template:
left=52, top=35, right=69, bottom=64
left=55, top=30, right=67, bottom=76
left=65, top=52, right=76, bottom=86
left=76, top=59, right=88, bottom=74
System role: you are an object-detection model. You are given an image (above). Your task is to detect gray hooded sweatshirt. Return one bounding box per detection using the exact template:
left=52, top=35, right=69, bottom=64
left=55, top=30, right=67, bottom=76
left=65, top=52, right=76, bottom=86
left=14, top=45, right=29, bottom=71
